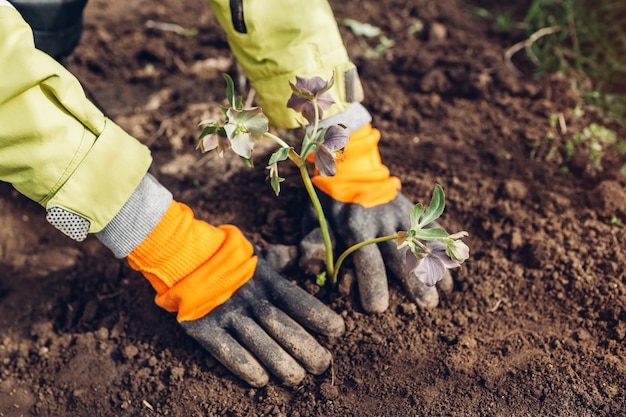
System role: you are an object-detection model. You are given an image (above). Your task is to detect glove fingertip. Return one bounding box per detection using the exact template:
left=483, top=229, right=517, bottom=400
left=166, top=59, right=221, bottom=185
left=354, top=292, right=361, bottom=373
left=361, top=296, right=389, bottom=314
left=307, top=348, right=333, bottom=376
left=245, top=372, right=271, bottom=388
left=281, top=367, right=307, bottom=388
left=324, top=314, right=346, bottom=338
left=437, top=271, right=454, bottom=294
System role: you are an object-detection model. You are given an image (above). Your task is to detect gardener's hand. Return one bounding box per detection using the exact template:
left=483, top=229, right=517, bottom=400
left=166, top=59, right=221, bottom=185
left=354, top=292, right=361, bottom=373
left=304, top=190, right=453, bottom=313
left=302, top=123, right=452, bottom=313
left=181, top=256, right=344, bottom=387
left=95, top=176, right=343, bottom=387
left=125, top=201, right=344, bottom=387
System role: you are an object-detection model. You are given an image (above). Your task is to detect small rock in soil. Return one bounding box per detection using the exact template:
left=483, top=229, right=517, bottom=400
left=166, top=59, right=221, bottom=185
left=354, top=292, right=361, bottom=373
left=589, top=180, right=626, bottom=217
left=263, top=244, right=298, bottom=273
left=500, top=179, right=528, bottom=201
left=319, top=382, right=339, bottom=400
left=123, top=344, right=139, bottom=360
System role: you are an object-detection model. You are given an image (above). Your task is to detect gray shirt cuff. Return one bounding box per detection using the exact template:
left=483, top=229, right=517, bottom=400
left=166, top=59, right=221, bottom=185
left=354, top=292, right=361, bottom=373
left=311, top=102, right=372, bottom=134
left=96, top=173, right=172, bottom=258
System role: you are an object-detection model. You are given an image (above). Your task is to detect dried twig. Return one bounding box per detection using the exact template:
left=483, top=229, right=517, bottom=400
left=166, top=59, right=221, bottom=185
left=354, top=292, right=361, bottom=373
left=145, top=20, right=195, bottom=37
left=504, top=26, right=562, bottom=75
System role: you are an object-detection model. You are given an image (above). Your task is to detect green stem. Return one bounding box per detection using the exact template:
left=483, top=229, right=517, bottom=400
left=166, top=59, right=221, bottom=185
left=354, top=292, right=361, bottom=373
left=264, top=101, right=335, bottom=280
left=331, top=234, right=399, bottom=285
left=300, top=98, right=322, bottom=159
left=263, top=131, right=291, bottom=149
left=413, top=238, right=429, bottom=252
left=298, top=163, right=335, bottom=279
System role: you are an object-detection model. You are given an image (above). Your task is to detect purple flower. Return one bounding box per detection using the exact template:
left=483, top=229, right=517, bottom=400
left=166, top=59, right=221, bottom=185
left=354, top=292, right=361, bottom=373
left=314, top=125, right=349, bottom=176
left=405, top=240, right=462, bottom=286
left=287, top=76, right=335, bottom=124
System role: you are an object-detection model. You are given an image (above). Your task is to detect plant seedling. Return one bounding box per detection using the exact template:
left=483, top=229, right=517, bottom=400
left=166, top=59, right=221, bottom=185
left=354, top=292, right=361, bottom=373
left=198, top=73, right=469, bottom=286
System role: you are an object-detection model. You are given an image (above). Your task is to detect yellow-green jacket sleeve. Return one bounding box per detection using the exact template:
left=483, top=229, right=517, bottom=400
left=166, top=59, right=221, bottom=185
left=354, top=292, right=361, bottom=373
left=208, top=0, right=364, bottom=128
left=0, top=6, right=152, bottom=233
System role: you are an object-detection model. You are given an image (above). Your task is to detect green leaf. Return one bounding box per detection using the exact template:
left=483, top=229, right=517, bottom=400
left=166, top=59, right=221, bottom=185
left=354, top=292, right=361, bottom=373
left=222, top=73, right=235, bottom=107
left=418, top=184, right=445, bottom=228
left=316, top=272, right=327, bottom=287
left=268, top=147, right=292, bottom=165
left=410, top=203, right=425, bottom=229
left=414, top=227, right=449, bottom=240
left=270, top=172, right=285, bottom=196
left=339, top=18, right=382, bottom=38
left=198, top=124, right=219, bottom=139
left=198, top=118, right=219, bottom=126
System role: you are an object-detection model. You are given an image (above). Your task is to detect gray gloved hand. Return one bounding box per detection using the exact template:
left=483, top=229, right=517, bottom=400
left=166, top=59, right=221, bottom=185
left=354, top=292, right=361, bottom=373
left=180, top=256, right=345, bottom=387
left=301, top=190, right=453, bottom=313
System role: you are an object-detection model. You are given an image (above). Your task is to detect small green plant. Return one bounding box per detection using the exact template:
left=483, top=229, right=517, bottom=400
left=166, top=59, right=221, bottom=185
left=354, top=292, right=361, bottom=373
left=510, top=0, right=626, bottom=126
left=338, top=19, right=395, bottom=59
left=197, top=74, right=469, bottom=287
left=532, top=105, right=626, bottom=174
left=469, top=6, right=521, bottom=34
left=572, top=123, right=618, bottom=170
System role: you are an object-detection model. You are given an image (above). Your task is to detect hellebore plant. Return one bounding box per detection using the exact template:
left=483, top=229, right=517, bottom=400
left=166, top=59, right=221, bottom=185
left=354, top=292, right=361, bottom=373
left=198, top=73, right=469, bottom=287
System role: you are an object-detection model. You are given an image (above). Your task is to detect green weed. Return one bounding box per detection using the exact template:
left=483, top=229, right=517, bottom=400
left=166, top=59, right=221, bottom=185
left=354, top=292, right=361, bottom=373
left=520, top=0, right=626, bottom=125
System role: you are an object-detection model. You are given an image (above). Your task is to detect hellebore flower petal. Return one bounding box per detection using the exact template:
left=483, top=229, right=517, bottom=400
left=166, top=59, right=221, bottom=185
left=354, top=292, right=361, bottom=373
left=315, top=145, right=337, bottom=176
left=297, top=75, right=328, bottom=96
left=287, top=76, right=336, bottom=124
left=200, top=133, right=219, bottom=153
left=322, top=125, right=349, bottom=151
left=216, top=135, right=232, bottom=158
left=200, top=133, right=232, bottom=158
left=240, top=107, right=269, bottom=138
left=412, top=254, right=447, bottom=287
left=405, top=248, right=420, bottom=274
left=447, top=239, right=470, bottom=263
left=287, top=95, right=309, bottom=113
left=226, top=107, right=268, bottom=138
left=230, top=132, right=255, bottom=159
left=316, top=92, right=335, bottom=111
left=429, top=240, right=461, bottom=269
left=301, top=103, right=318, bottom=125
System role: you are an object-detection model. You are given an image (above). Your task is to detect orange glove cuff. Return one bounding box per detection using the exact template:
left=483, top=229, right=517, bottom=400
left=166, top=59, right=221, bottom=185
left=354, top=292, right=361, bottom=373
left=127, top=201, right=257, bottom=322
left=311, top=124, right=401, bottom=208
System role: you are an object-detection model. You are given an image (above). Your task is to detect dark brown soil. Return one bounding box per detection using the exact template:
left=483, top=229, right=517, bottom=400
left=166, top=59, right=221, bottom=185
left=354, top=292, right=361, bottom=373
left=1, top=0, right=626, bottom=416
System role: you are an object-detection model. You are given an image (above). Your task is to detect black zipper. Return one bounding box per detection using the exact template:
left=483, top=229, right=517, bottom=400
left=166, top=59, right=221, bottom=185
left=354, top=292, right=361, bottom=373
left=230, top=0, right=247, bottom=33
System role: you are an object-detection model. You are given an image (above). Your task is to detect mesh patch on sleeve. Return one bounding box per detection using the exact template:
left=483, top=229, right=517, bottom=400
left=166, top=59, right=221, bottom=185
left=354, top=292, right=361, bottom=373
left=46, top=206, right=90, bottom=241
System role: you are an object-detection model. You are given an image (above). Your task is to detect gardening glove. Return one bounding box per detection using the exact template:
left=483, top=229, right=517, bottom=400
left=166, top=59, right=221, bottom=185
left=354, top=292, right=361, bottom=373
left=97, top=174, right=344, bottom=387
left=303, top=116, right=453, bottom=313
left=206, top=1, right=452, bottom=311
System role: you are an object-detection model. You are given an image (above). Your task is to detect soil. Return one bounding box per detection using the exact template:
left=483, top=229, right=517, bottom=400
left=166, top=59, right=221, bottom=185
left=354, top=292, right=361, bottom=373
left=1, top=0, right=626, bottom=416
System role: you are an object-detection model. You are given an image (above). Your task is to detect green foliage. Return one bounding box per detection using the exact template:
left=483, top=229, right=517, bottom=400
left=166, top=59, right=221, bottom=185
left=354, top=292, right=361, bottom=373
left=338, top=18, right=395, bottom=58
left=198, top=75, right=469, bottom=288
left=532, top=109, right=626, bottom=174
left=572, top=123, right=618, bottom=170
left=522, top=0, right=626, bottom=125
left=514, top=0, right=626, bottom=174
left=468, top=6, right=524, bottom=34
